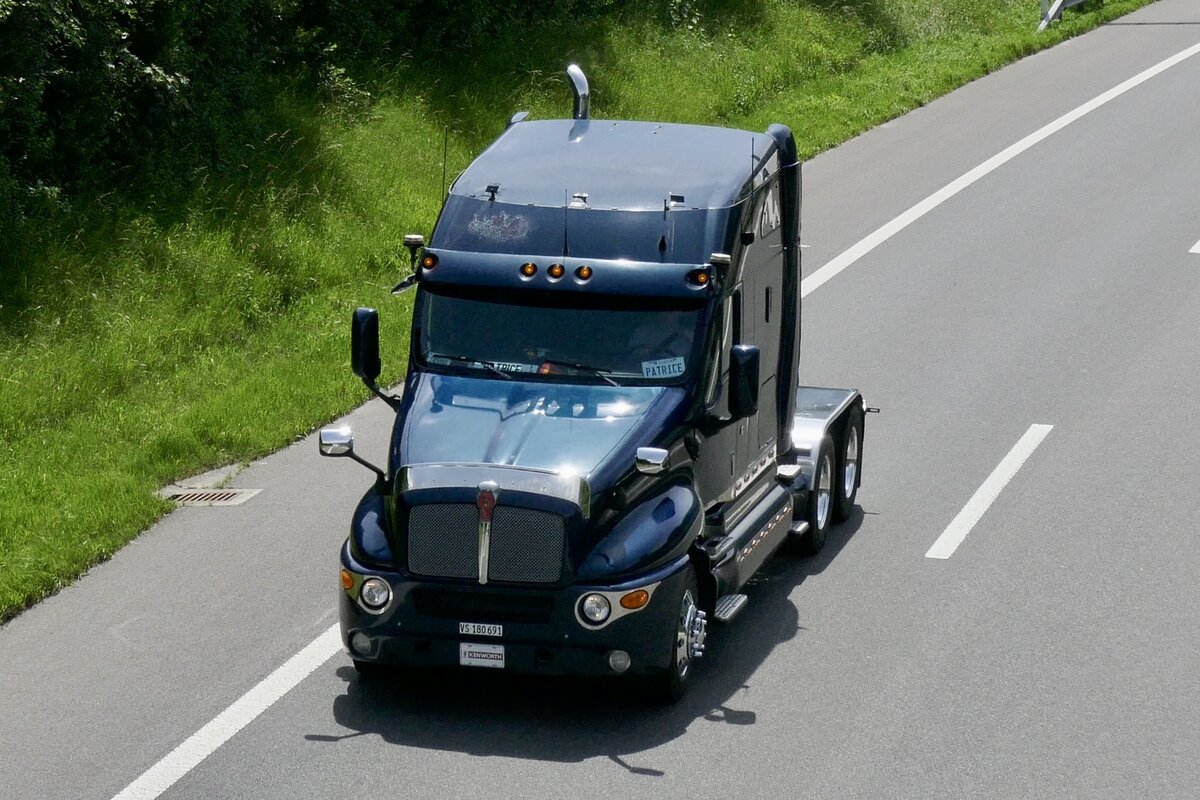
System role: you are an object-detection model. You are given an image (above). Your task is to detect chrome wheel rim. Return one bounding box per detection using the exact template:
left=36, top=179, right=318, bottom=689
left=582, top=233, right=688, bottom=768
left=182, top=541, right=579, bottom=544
left=816, top=452, right=832, bottom=529
left=843, top=426, right=859, bottom=500
left=673, top=588, right=703, bottom=679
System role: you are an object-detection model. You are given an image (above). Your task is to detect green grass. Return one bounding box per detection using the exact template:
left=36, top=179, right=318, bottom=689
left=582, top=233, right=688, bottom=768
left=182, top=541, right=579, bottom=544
left=0, top=0, right=1158, bottom=620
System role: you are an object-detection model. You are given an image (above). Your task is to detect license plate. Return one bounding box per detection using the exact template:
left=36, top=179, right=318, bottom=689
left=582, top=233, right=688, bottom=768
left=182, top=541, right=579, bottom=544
left=458, top=621, right=503, bottom=637
left=459, top=642, right=505, bottom=669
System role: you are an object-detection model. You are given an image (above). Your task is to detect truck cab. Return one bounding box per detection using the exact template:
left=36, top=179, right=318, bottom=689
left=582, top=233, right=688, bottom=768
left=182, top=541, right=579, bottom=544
left=322, top=67, right=865, bottom=701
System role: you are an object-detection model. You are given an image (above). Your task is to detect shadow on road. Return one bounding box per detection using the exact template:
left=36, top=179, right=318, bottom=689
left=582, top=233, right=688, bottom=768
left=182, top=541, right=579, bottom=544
left=308, top=509, right=865, bottom=776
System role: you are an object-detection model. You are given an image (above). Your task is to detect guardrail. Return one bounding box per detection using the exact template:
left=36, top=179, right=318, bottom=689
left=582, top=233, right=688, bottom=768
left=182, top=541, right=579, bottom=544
left=1040, top=0, right=1089, bottom=31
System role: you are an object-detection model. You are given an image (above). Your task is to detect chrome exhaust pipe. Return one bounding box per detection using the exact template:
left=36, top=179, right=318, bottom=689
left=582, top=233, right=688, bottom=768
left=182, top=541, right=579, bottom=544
left=567, top=64, right=589, bottom=120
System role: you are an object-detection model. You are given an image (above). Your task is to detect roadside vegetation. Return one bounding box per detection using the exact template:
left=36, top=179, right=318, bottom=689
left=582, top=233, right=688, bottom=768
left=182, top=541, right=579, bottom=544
left=0, top=0, right=1156, bottom=620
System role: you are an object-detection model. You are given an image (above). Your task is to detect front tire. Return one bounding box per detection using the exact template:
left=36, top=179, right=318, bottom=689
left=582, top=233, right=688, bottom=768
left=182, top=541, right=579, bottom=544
left=352, top=659, right=390, bottom=680
left=647, top=565, right=706, bottom=703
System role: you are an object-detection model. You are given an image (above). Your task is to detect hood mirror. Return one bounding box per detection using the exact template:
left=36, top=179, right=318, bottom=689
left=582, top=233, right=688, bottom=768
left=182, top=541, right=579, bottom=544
left=319, top=426, right=355, bottom=456
left=635, top=447, right=669, bottom=475
left=319, top=426, right=388, bottom=488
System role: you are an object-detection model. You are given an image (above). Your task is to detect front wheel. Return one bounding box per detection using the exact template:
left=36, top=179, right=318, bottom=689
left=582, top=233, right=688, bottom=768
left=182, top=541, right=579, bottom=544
left=352, top=659, right=391, bottom=680
left=646, top=566, right=706, bottom=703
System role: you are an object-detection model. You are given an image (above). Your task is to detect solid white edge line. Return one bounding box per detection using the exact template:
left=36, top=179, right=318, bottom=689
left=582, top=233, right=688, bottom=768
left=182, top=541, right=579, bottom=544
left=111, top=624, right=343, bottom=800
left=800, top=39, right=1200, bottom=299
left=925, top=424, right=1054, bottom=560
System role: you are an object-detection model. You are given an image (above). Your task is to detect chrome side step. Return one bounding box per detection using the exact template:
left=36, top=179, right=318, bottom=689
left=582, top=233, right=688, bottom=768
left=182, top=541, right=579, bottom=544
left=713, top=593, right=749, bottom=623
left=790, top=520, right=810, bottom=537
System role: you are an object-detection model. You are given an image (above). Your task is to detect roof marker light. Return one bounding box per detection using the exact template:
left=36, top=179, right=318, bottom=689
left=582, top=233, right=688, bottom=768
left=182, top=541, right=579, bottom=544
left=575, top=265, right=593, bottom=281
left=687, top=268, right=711, bottom=287
left=520, top=262, right=537, bottom=278
left=420, top=253, right=438, bottom=270
left=548, top=263, right=565, bottom=280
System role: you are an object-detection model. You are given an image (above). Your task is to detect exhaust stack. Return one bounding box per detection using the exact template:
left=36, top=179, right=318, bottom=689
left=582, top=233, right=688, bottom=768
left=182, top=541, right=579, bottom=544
left=567, top=64, right=589, bottom=120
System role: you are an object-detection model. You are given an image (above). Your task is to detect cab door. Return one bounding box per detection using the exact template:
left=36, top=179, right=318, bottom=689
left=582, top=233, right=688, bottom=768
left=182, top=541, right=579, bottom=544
left=740, top=181, right=783, bottom=468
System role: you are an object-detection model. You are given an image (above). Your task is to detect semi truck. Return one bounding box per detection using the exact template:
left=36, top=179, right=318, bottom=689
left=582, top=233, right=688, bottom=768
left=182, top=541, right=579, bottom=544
left=320, top=66, right=866, bottom=701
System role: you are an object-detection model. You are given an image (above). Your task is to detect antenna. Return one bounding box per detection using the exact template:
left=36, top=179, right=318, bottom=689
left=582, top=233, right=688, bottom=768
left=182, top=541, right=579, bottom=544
left=562, top=189, right=569, bottom=258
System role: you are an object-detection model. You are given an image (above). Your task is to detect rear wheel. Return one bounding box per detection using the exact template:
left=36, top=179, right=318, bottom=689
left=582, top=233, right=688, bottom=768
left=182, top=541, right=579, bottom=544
left=833, top=406, right=864, bottom=523
left=797, top=434, right=835, bottom=555
left=647, top=566, right=706, bottom=703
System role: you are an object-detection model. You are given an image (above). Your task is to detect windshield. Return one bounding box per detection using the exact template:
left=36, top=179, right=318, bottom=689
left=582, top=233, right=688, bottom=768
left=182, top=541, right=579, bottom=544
left=416, top=285, right=706, bottom=385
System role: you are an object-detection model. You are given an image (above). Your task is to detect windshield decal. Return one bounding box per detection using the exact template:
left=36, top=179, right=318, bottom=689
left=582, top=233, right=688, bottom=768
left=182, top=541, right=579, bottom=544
left=430, top=355, right=536, bottom=374
left=641, top=357, right=686, bottom=379
left=492, top=361, right=537, bottom=373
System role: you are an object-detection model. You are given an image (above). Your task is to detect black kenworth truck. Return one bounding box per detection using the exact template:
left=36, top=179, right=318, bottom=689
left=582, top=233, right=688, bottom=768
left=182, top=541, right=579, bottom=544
left=320, top=66, right=866, bottom=701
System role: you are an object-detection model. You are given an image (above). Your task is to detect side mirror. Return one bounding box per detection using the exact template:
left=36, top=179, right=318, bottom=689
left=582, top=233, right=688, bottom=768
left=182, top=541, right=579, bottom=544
left=729, top=345, right=760, bottom=420
left=351, top=307, right=382, bottom=383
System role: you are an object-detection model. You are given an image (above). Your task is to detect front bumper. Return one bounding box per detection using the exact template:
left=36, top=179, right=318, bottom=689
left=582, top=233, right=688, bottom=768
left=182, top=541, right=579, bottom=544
left=339, top=541, right=689, bottom=677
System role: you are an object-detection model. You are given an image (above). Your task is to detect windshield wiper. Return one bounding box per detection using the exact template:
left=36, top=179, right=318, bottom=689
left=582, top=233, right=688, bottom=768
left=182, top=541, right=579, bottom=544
left=428, top=352, right=513, bottom=380
left=538, top=358, right=622, bottom=387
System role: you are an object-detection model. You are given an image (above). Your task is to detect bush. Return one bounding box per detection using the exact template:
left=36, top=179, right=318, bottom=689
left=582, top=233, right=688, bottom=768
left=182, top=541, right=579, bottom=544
left=0, top=0, right=617, bottom=223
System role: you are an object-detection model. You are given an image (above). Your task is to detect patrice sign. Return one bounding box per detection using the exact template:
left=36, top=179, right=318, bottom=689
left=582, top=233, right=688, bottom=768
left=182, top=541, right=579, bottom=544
left=641, top=357, right=686, bottom=379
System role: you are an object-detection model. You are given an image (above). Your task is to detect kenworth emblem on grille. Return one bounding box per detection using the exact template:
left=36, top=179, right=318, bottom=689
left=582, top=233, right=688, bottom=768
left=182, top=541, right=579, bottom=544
left=476, top=481, right=499, bottom=584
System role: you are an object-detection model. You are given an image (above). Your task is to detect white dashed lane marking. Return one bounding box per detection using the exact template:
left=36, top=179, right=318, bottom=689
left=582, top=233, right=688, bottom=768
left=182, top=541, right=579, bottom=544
left=926, top=425, right=1054, bottom=560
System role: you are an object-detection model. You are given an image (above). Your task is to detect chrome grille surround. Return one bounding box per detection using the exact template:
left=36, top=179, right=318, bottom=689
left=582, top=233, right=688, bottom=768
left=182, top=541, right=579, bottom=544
left=399, top=464, right=589, bottom=519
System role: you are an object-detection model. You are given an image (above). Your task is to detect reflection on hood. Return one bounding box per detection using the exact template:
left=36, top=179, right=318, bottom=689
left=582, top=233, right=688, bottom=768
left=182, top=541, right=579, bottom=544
left=400, top=374, right=669, bottom=477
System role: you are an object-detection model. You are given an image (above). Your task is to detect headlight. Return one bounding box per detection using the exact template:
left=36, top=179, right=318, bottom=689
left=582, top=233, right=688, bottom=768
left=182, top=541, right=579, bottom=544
left=580, top=593, right=611, bottom=624
left=360, top=577, right=391, bottom=610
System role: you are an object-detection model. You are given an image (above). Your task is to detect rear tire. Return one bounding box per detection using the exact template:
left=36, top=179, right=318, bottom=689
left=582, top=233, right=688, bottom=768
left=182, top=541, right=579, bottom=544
left=833, top=405, right=863, bottom=523
left=797, top=434, right=835, bottom=555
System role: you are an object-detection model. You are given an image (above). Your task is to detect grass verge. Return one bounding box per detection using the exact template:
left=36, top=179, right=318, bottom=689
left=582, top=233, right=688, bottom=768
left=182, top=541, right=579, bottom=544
left=0, top=0, right=1159, bottom=620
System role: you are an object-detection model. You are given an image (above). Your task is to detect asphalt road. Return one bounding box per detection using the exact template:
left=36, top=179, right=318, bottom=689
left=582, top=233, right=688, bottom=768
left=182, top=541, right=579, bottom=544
left=4, top=2, right=1200, bottom=797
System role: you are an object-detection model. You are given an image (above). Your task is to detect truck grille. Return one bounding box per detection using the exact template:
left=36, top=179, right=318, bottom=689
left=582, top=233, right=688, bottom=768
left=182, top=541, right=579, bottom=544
left=407, top=503, right=565, bottom=583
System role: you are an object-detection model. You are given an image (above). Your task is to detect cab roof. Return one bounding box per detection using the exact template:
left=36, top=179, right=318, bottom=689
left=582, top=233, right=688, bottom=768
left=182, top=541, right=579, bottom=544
left=450, top=119, right=778, bottom=212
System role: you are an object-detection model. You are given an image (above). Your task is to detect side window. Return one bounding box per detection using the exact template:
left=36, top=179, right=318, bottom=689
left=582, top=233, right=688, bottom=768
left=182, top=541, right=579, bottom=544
left=705, top=286, right=741, bottom=407
left=732, top=289, right=743, bottom=346
left=758, top=182, right=781, bottom=238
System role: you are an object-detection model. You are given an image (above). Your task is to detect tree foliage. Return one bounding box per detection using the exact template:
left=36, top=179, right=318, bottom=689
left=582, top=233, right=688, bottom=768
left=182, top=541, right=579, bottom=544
left=0, top=0, right=593, bottom=220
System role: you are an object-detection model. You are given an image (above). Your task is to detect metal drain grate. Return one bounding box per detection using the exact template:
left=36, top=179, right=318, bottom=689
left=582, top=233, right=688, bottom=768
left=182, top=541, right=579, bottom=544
left=163, top=488, right=261, bottom=507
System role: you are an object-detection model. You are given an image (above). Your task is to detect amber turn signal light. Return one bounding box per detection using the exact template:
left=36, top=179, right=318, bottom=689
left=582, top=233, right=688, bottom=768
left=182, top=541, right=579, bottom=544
left=340, top=569, right=354, bottom=590
left=619, top=589, right=650, bottom=610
